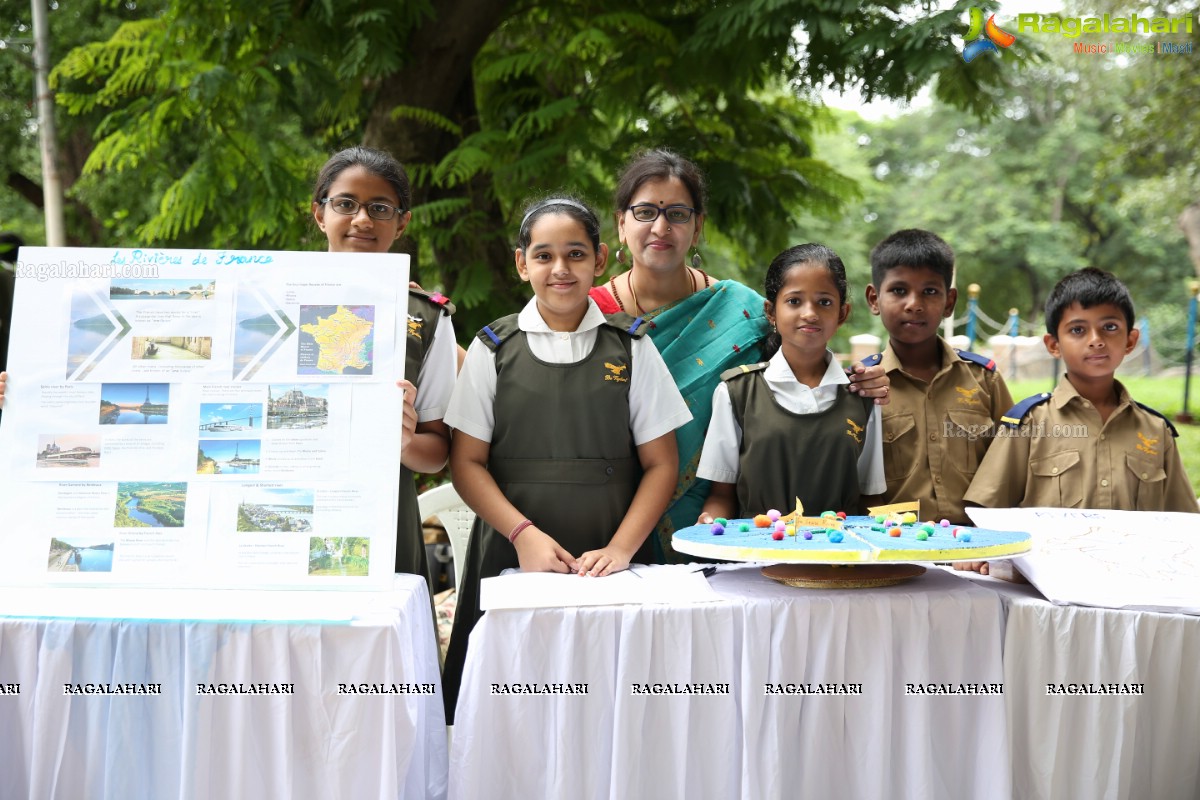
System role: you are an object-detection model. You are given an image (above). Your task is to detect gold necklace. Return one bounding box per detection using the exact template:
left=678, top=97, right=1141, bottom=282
left=627, top=268, right=697, bottom=316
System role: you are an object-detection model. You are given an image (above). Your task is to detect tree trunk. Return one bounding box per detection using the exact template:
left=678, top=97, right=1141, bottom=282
left=363, top=0, right=522, bottom=311
left=1179, top=203, right=1200, bottom=281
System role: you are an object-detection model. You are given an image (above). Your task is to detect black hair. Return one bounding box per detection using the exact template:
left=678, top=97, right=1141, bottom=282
left=312, top=146, right=411, bottom=212
left=614, top=148, right=707, bottom=216
left=762, top=243, right=849, bottom=359
left=868, top=229, right=955, bottom=290
left=1044, top=267, right=1136, bottom=335
left=515, top=195, right=602, bottom=254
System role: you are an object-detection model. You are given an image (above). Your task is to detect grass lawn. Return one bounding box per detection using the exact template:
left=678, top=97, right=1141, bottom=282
left=1006, top=375, right=1200, bottom=498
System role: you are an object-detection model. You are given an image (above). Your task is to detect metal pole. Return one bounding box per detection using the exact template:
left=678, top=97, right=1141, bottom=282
left=1008, top=307, right=1020, bottom=380
left=1180, top=280, right=1199, bottom=424
left=31, top=0, right=66, bottom=246
left=966, top=283, right=980, bottom=347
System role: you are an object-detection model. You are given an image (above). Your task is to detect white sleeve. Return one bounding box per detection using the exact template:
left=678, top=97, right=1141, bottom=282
left=413, top=312, right=457, bottom=423
left=443, top=338, right=497, bottom=442
left=857, top=404, right=886, bottom=495
left=696, top=382, right=741, bottom=484
left=628, top=336, right=692, bottom=445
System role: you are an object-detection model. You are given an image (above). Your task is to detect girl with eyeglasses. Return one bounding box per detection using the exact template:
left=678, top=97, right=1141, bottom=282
left=312, top=146, right=458, bottom=590
left=589, top=149, right=891, bottom=562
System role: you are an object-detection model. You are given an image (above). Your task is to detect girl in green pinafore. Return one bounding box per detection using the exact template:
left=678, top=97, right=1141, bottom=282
left=697, top=244, right=886, bottom=522
left=311, top=147, right=457, bottom=589
left=441, top=196, right=691, bottom=719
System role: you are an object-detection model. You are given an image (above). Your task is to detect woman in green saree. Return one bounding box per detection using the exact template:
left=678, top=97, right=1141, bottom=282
left=590, top=149, right=889, bottom=562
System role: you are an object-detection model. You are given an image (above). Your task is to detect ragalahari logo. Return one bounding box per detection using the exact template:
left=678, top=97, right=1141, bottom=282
left=962, top=8, right=1017, bottom=62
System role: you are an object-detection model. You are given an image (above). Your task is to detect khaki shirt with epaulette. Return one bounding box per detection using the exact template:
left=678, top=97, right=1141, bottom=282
left=965, top=376, right=1200, bottom=513
left=878, top=338, right=1013, bottom=524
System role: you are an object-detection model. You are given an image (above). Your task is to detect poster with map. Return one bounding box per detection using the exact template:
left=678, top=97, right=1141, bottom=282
left=967, top=507, right=1200, bottom=615
left=0, top=247, right=407, bottom=590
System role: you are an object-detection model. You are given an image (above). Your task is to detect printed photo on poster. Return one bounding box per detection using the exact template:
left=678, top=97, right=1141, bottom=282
left=48, top=537, right=115, bottom=573
left=198, top=402, right=263, bottom=434
left=266, top=384, right=329, bottom=430
left=99, top=383, right=170, bottom=425
left=238, top=487, right=314, bottom=532
left=132, top=336, right=212, bottom=361
left=298, top=305, right=375, bottom=375
left=114, top=482, right=188, bottom=528
left=36, top=434, right=101, bottom=469
left=197, top=439, right=261, bottom=475
left=308, top=536, right=369, bottom=576
left=110, top=278, right=216, bottom=301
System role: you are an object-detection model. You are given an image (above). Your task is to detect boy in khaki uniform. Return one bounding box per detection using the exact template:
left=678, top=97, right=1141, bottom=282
left=965, top=268, right=1198, bottom=514
left=863, top=230, right=1013, bottom=524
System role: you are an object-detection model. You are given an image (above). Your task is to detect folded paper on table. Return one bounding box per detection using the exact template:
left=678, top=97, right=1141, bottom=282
left=967, top=506, right=1200, bottom=615
left=479, top=565, right=722, bottom=610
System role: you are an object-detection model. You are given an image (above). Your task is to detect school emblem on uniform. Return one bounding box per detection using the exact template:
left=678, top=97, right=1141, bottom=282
left=845, top=418, right=864, bottom=443
left=1136, top=432, right=1159, bottom=456
left=604, top=361, right=629, bottom=383
left=955, top=386, right=982, bottom=406
left=407, top=315, right=424, bottom=341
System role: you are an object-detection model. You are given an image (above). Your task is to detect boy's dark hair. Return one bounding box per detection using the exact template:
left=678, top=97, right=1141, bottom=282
left=868, top=229, right=955, bottom=289
left=1044, top=267, right=1136, bottom=335
left=312, top=146, right=411, bottom=212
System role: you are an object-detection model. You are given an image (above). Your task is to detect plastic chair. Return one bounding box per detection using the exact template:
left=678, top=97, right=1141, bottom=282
left=417, top=483, right=475, bottom=589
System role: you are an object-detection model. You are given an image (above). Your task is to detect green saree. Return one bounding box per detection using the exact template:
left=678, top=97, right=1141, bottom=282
left=594, top=280, right=769, bottom=561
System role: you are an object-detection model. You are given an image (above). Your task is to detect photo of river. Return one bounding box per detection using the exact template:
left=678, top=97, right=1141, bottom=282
left=99, top=383, right=169, bottom=425
left=47, top=538, right=115, bottom=573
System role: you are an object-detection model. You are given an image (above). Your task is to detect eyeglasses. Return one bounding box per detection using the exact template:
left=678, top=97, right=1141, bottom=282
left=627, top=204, right=697, bottom=224
left=321, top=196, right=403, bottom=221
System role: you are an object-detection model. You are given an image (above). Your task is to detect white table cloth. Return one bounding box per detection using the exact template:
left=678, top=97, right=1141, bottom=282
left=969, top=575, right=1200, bottom=800
left=451, top=565, right=1009, bottom=800
left=0, top=575, right=447, bottom=800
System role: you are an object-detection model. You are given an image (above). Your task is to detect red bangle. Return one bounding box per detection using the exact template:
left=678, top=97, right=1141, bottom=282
left=508, top=519, right=533, bottom=544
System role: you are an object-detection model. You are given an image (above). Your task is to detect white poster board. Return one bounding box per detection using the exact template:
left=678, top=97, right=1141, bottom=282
left=0, top=247, right=407, bottom=590
left=967, top=506, right=1200, bottom=615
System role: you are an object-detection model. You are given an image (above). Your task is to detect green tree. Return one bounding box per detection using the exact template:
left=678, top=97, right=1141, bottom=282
left=7, top=0, right=1013, bottom=336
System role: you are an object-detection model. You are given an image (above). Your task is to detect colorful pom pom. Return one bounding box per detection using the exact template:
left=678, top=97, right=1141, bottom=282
left=803, top=531, right=813, bottom=540
left=715, top=517, right=727, bottom=526
left=829, top=531, right=844, bottom=543
left=836, top=511, right=847, bottom=520
left=940, top=519, right=951, bottom=527
left=739, top=523, right=750, bottom=532
left=916, top=531, right=929, bottom=541
left=754, top=514, right=772, bottom=528
left=771, top=531, right=785, bottom=541
left=889, top=528, right=902, bottom=538
left=767, top=509, right=781, bottom=522
left=901, top=512, right=917, bottom=525
left=959, top=532, right=972, bottom=542
left=710, top=523, right=725, bottom=535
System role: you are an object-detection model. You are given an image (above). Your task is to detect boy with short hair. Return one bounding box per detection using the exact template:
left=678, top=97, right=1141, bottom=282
left=965, top=267, right=1199, bottom=513
left=864, top=229, right=1013, bottom=524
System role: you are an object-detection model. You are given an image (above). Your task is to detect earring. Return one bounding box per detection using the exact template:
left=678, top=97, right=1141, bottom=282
left=616, top=246, right=627, bottom=265
left=690, top=248, right=704, bottom=269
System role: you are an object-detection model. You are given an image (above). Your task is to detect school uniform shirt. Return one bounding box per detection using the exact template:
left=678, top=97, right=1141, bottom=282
left=965, top=376, right=1199, bottom=513
left=410, top=310, right=456, bottom=423
left=445, top=297, right=692, bottom=445
left=877, top=338, right=1013, bottom=524
left=696, top=349, right=886, bottom=495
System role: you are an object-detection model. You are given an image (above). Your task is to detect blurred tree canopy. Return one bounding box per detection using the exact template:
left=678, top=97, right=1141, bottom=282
left=3, top=0, right=1194, bottom=348
left=1, top=0, right=1010, bottom=335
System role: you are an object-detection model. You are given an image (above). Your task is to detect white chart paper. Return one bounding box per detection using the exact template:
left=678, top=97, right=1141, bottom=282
left=967, top=506, right=1200, bottom=614
left=0, top=247, right=407, bottom=589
